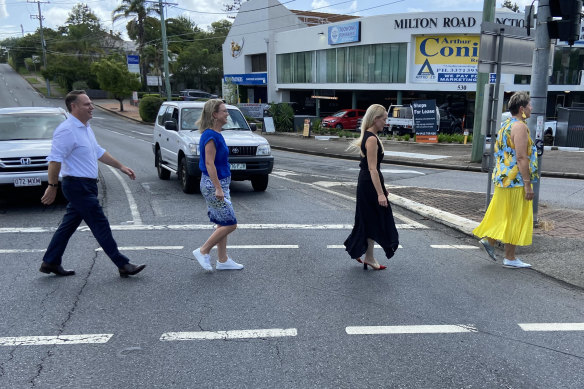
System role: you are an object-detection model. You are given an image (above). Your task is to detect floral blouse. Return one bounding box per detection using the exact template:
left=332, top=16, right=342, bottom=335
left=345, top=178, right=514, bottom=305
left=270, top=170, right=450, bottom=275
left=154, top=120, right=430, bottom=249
left=493, top=117, right=538, bottom=188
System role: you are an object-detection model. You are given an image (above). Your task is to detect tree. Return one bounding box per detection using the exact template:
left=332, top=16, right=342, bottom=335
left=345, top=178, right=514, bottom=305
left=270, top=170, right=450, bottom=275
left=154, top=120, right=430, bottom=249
left=501, top=0, right=520, bottom=12
left=223, top=0, right=247, bottom=18
left=112, top=0, right=159, bottom=88
left=91, top=57, right=141, bottom=112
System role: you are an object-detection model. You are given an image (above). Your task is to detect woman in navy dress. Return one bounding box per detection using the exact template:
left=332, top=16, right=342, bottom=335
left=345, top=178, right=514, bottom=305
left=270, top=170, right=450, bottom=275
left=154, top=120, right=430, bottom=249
left=344, top=104, right=399, bottom=270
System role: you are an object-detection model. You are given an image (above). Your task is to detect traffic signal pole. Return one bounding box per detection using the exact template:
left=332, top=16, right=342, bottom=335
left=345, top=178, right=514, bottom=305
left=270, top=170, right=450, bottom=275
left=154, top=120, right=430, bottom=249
left=527, top=0, right=552, bottom=225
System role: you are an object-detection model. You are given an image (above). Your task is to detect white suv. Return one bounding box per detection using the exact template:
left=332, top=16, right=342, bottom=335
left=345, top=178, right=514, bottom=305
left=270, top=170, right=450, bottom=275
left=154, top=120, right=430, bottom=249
left=152, top=101, right=274, bottom=193
left=0, top=107, right=67, bottom=194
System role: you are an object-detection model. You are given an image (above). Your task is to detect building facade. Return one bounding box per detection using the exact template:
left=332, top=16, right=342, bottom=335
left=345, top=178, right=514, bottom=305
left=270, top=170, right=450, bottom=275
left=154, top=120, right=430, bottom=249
left=223, top=0, right=584, bottom=125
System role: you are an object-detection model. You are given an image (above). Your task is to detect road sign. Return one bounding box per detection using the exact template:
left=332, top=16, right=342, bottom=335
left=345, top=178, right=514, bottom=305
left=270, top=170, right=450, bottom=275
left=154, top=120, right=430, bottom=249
left=478, top=22, right=535, bottom=75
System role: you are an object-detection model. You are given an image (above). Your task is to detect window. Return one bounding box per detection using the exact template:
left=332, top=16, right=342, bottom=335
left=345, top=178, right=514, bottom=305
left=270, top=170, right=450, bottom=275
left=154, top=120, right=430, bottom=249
left=292, top=43, right=407, bottom=84
left=251, top=54, right=267, bottom=72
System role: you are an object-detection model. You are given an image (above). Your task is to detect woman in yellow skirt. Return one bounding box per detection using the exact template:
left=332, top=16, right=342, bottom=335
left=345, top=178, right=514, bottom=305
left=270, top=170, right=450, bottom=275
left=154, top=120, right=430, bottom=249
left=473, top=91, right=539, bottom=268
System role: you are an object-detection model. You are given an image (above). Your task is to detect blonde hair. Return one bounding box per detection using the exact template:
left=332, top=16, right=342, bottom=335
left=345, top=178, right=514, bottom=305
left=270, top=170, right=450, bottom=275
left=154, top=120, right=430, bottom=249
left=196, top=99, right=225, bottom=132
left=348, top=104, right=386, bottom=156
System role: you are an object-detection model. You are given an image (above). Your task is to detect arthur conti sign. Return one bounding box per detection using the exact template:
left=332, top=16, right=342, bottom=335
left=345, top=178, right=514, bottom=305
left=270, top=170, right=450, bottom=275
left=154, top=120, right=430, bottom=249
left=414, top=35, right=481, bottom=84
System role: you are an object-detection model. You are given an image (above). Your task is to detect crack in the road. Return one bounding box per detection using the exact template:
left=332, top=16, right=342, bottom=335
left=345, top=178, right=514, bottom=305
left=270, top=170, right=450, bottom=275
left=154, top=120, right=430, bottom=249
left=29, top=249, right=98, bottom=388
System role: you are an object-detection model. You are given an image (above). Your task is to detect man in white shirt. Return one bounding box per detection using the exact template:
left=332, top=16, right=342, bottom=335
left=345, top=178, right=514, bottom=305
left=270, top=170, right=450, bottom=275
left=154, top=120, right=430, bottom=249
left=40, top=90, right=146, bottom=278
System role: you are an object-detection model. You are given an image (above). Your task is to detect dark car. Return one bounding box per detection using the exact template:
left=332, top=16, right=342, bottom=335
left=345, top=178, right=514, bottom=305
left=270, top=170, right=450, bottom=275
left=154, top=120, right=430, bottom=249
left=179, top=89, right=218, bottom=101
left=438, top=108, right=463, bottom=134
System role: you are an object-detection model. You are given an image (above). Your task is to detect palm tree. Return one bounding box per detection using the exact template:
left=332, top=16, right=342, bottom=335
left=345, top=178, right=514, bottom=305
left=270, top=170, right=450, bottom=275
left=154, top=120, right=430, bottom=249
left=112, top=0, right=159, bottom=88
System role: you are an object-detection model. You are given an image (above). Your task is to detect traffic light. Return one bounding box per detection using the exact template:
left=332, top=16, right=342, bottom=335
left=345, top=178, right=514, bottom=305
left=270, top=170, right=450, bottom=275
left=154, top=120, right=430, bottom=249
left=548, top=0, right=582, bottom=44
left=548, top=0, right=583, bottom=45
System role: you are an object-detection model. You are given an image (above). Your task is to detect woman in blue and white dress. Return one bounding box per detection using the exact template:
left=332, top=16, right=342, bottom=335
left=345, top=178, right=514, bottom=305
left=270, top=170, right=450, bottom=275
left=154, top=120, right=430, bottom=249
left=192, top=99, right=243, bottom=271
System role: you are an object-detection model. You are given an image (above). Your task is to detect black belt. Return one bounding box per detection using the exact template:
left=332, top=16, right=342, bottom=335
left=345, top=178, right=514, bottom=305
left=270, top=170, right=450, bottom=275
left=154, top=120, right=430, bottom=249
left=63, top=176, right=99, bottom=183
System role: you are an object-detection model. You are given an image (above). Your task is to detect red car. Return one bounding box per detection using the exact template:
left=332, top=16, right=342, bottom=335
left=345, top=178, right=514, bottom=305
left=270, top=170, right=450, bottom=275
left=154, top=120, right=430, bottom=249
left=321, top=109, right=365, bottom=130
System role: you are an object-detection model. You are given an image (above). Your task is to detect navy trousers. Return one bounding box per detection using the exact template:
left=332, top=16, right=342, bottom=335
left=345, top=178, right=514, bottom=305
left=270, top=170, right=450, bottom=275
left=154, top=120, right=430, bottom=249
left=42, top=177, right=130, bottom=269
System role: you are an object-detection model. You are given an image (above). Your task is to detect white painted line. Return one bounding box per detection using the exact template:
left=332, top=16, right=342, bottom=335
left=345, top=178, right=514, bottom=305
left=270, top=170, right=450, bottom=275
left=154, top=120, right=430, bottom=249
left=385, top=151, right=450, bottom=160
left=0, top=223, right=424, bottom=234
left=313, top=181, right=355, bottom=188
left=106, top=165, right=142, bottom=225
left=327, top=244, right=403, bottom=249
left=131, top=130, right=152, bottom=136
left=430, top=245, right=479, bottom=249
left=96, top=246, right=183, bottom=251
left=519, top=323, right=584, bottom=332
left=0, top=334, right=113, bottom=346
left=214, top=245, right=298, bottom=249
left=346, top=325, right=477, bottom=335
left=160, top=328, right=297, bottom=341
left=0, top=249, right=46, bottom=253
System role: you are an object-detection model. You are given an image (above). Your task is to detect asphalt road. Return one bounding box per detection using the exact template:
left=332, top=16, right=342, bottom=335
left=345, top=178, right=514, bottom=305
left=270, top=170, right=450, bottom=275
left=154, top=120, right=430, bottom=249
left=1, top=65, right=584, bottom=388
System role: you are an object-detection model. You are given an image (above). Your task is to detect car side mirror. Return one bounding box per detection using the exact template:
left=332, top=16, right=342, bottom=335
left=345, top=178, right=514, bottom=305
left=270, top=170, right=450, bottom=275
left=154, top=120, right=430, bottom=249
left=249, top=123, right=257, bottom=132
left=164, top=120, right=177, bottom=131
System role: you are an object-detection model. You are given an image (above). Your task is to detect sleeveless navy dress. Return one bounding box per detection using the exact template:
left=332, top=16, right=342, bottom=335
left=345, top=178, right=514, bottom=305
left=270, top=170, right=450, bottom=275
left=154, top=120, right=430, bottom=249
left=344, top=131, right=399, bottom=260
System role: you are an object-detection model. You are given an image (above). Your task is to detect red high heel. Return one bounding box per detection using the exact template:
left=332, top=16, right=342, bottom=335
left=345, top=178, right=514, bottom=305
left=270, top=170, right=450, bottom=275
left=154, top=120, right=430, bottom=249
left=363, top=261, right=386, bottom=270
left=355, top=258, right=363, bottom=264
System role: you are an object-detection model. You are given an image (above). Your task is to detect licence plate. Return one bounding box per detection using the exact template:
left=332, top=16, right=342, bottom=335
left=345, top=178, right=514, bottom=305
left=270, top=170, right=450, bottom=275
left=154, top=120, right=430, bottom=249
left=230, top=163, right=246, bottom=170
left=14, top=177, right=42, bottom=187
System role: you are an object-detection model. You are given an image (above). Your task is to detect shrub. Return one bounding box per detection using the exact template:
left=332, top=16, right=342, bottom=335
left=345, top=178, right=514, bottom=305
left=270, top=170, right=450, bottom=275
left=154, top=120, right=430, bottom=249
left=311, top=119, right=323, bottom=134
left=268, top=103, right=294, bottom=132
left=139, top=96, right=163, bottom=123
left=72, top=81, right=89, bottom=91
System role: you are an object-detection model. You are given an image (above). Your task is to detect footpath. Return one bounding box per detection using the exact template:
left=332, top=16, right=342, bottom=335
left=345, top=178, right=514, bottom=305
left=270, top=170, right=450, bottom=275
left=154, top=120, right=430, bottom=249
left=94, top=99, right=584, bottom=289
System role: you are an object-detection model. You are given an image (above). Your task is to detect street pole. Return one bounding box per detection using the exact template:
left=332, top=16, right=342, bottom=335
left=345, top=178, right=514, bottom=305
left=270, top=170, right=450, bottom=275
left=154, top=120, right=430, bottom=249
left=29, top=0, right=51, bottom=97
left=527, top=0, right=551, bottom=224
left=159, top=0, right=172, bottom=101
left=470, top=0, right=495, bottom=162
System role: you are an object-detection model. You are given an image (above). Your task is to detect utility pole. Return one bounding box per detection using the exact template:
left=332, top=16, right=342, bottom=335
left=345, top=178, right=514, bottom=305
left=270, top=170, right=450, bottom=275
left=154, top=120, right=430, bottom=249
left=470, top=0, right=496, bottom=162
left=28, top=0, right=50, bottom=97
left=158, top=0, right=173, bottom=101
left=527, top=0, right=552, bottom=224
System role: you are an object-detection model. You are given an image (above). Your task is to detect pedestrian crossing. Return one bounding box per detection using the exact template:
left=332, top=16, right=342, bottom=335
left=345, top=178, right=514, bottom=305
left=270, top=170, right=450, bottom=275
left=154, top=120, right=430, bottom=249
left=0, top=243, right=480, bottom=254
left=2, top=323, right=583, bottom=347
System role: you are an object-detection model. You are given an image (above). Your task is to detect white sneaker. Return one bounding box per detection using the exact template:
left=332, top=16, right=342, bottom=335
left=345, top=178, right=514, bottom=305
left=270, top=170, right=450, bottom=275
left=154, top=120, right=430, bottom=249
left=216, top=257, right=244, bottom=270
left=192, top=248, right=212, bottom=271
left=502, top=258, right=532, bottom=269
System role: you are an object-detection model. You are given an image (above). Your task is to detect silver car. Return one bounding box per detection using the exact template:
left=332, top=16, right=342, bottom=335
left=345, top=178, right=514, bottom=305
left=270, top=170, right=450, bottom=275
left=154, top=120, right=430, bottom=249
left=0, top=107, right=67, bottom=193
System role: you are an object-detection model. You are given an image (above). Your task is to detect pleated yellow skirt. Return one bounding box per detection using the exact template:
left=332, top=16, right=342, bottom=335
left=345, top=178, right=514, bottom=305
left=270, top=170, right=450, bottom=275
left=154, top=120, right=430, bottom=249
left=472, top=186, right=533, bottom=246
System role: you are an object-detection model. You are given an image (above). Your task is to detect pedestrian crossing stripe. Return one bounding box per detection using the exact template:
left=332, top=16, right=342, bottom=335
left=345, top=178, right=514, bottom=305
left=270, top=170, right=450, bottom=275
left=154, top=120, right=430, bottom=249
left=160, top=328, right=298, bottom=341
left=0, top=334, right=112, bottom=346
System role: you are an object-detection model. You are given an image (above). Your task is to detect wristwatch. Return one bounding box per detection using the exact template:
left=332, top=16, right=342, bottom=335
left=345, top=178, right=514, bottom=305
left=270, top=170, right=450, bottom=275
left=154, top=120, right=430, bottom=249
left=47, top=183, right=58, bottom=187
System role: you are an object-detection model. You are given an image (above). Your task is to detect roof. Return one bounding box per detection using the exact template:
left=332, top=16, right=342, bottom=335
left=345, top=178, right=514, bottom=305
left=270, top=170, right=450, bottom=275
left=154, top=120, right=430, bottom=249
left=290, top=9, right=359, bottom=26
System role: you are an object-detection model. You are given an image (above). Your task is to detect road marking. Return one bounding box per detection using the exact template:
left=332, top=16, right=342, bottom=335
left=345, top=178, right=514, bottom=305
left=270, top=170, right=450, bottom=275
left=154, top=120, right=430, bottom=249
left=346, top=325, right=477, bottom=335
left=519, top=323, right=584, bottom=332
left=430, top=245, right=479, bottom=249
left=327, top=245, right=404, bottom=249
left=160, top=328, right=298, bottom=341
left=385, top=151, right=450, bottom=160
left=96, top=246, right=184, bottom=252
left=348, top=168, right=426, bottom=175
left=270, top=174, right=428, bottom=229
left=131, top=130, right=152, bottom=136
left=213, top=245, right=298, bottom=249
left=0, top=334, right=113, bottom=346
left=106, top=165, right=142, bottom=225
left=0, top=223, right=424, bottom=233
left=0, top=249, right=46, bottom=253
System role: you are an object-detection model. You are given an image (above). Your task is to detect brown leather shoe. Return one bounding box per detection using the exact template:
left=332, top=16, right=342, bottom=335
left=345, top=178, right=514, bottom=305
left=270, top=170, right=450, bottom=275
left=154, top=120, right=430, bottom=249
left=39, top=262, right=75, bottom=276
left=119, top=263, right=146, bottom=278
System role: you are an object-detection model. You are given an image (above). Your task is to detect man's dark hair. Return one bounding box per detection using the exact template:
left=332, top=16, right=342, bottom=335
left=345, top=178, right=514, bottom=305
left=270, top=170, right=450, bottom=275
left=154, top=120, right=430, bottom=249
left=65, top=90, right=87, bottom=113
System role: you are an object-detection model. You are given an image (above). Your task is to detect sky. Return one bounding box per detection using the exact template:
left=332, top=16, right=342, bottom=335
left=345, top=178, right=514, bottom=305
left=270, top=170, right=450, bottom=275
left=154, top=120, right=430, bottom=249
left=0, top=0, right=532, bottom=41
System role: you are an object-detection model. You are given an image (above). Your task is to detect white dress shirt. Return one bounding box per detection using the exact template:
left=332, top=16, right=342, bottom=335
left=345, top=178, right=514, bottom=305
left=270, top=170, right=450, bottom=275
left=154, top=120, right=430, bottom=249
left=47, top=115, right=105, bottom=179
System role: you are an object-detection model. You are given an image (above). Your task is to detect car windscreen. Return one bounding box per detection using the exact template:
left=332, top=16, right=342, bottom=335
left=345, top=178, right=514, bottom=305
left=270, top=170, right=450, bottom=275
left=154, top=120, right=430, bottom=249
left=0, top=113, right=66, bottom=140
left=180, top=107, right=250, bottom=131
left=332, top=111, right=347, bottom=117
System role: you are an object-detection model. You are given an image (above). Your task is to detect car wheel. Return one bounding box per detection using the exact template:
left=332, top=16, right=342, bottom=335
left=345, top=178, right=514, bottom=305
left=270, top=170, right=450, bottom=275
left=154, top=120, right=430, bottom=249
left=335, top=124, right=343, bottom=129
left=178, top=156, right=199, bottom=193
left=251, top=175, right=269, bottom=192
left=156, top=148, right=171, bottom=180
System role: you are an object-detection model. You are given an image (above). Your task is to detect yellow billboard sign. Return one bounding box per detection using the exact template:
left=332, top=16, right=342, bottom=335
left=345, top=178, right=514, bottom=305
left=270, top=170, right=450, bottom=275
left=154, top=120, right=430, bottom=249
left=413, top=35, right=480, bottom=83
